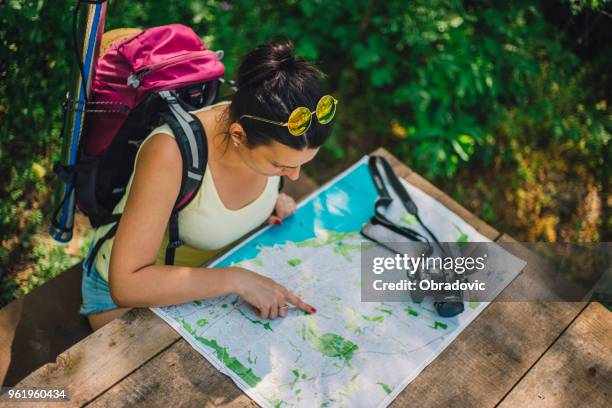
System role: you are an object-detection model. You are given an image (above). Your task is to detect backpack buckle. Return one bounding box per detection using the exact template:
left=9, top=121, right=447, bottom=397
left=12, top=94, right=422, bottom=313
left=159, top=90, right=178, bottom=104
left=126, top=74, right=141, bottom=88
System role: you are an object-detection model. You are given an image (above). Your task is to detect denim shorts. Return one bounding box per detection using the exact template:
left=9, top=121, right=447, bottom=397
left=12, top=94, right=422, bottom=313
left=80, top=243, right=119, bottom=315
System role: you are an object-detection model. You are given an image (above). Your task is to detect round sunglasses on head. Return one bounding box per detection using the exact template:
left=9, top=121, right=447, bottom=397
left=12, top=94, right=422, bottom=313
left=239, top=95, right=338, bottom=136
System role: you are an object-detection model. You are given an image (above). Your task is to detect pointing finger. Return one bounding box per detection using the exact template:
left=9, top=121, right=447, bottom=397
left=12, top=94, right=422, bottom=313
left=285, top=291, right=316, bottom=314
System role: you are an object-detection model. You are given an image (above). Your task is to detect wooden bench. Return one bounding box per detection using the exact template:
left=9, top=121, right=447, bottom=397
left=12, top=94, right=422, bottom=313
left=4, top=148, right=610, bottom=407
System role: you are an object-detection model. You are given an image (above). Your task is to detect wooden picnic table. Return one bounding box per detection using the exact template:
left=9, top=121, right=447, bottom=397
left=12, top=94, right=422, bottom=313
left=7, top=148, right=611, bottom=407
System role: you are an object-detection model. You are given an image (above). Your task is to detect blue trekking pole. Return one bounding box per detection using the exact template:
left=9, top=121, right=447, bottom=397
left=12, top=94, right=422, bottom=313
left=49, top=0, right=107, bottom=242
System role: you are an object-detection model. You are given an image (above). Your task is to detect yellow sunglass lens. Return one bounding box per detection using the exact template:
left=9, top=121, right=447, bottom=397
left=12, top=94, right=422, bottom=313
left=287, top=107, right=312, bottom=136
left=316, top=95, right=336, bottom=124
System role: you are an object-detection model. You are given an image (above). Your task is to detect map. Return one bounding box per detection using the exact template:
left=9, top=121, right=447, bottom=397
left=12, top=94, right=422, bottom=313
left=152, top=156, right=526, bottom=408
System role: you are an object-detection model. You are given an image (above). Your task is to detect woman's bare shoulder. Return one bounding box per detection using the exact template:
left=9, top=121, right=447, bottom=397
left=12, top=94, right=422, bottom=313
left=129, top=133, right=183, bottom=195
left=138, top=132, right=181, bottom=169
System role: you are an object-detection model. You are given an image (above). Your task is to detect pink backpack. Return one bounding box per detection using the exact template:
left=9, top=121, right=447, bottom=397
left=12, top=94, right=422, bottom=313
left=52, top=24, right=234, bottom=267
left=85, top=24, right=225, bottom=157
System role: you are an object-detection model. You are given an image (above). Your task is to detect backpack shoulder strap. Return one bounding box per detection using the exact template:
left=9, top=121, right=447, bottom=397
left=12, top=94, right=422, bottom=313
left=278, top=175, right=284, bottom=193
left=159, top=90, right=208, bottom=265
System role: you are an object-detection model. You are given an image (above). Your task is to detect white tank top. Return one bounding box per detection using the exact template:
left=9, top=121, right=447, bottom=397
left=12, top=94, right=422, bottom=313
left=92, top=101, right=280, bottom=281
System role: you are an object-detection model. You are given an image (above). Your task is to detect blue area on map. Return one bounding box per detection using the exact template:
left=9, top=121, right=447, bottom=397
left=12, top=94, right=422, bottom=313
left=215, top=159, right=378, bottom=267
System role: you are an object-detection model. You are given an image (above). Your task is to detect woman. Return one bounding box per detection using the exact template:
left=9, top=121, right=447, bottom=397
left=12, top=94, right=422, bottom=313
left=80, top=39, right=337, bottom=330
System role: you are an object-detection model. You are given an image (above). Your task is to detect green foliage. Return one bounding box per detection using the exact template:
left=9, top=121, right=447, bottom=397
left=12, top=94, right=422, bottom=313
left=0, top=0, right=609, bottom=305
left=564, top=0, right=610, bottom=13
left=138, top=0, right=607, bottom=178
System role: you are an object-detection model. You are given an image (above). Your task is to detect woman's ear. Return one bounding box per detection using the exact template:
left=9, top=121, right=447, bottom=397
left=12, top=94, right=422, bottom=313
left=229, top=122, right=246, bottom=146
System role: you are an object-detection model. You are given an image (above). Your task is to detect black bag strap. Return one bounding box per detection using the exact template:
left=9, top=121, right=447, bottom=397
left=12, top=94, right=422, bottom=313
left=85, top=216, right=120, bottom=276
left=367, top=155, right=441, bottom=246
left=159, top=90, right=208, bottom=265
left=165, top=210, right=182, bottom=265
left=278, top=175, right=284, bottom=193
left=159, top=90, right=207, bottom=210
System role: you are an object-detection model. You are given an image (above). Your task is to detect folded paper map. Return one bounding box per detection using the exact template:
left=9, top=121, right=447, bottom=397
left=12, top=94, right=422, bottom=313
left=152, top=155, right=525, bottom=408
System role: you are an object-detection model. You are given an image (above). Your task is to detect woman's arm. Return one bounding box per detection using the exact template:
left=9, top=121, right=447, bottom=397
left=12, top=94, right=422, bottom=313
left=108, top=133, right=239, bottom=307
left=108, top=133, right=314, bottom=318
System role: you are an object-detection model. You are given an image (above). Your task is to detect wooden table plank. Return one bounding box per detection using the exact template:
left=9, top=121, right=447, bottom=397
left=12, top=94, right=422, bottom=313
left=85, top=149, right=509, bottom=407
left=390, top=234, right=587, bottom=407
left=3, top=310, right=179, bottom=408
left=498, top=302, right=611, bottom=408
left=88, top=340, right=258, bottom=408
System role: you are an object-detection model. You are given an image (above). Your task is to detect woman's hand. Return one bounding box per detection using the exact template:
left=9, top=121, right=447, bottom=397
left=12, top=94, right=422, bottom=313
left=231, top=267, right=316, bottom=319
left=267, top=192, right=297, bottom=225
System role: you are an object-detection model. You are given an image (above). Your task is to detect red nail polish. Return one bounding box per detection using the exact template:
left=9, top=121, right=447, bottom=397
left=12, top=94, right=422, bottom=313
left=310, top=307, right=317, bottom=313
left=274, top=219, right=281, bottom=225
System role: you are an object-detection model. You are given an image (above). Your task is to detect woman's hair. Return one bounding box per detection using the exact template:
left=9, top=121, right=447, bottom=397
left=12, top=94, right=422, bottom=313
left=227, top=39, right=334, bottom=150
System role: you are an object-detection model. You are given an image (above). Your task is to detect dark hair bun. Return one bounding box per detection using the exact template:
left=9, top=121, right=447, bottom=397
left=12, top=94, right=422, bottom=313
left=236, top=39, right=319, bottom=89
left=267, top=40, right=298, bottom=70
